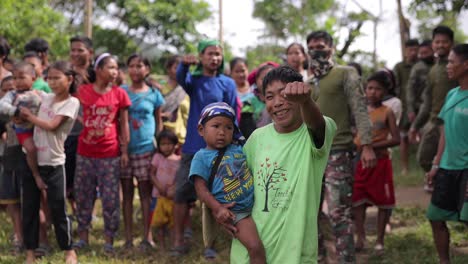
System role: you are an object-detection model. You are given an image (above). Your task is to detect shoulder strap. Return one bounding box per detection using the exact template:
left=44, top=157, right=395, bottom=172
left=208, top=147, right=227, bottom=191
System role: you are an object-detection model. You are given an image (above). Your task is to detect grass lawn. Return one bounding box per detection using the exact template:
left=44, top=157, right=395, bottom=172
left=0, top=149, right=467, bottom=263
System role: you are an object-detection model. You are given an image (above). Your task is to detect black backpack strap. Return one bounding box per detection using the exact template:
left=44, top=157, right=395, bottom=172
left=208, top=147, right=227, bottom=191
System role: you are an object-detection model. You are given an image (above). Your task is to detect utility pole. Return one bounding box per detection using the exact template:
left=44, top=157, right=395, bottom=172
left=84, top=0, right=93, bottom=38
left=397, top=0, right=410, bottom=60
left=219, top=0, right=223, bottom=46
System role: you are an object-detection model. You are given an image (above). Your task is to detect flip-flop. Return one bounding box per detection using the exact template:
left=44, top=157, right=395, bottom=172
left=103, top=243, right=115, bottom=256
left=34, top=244, right=52, bottom=257
left=204, top=247, right=217, bottom=260
left=72, top=240, right=88, bottom=250
left=169, top=245, right=189, bottom=257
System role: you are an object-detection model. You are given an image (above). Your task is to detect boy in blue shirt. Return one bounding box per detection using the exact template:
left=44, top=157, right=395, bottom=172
left=172, top=39, right=239, bottom=257
left=190, top=102, right=265, bottom=263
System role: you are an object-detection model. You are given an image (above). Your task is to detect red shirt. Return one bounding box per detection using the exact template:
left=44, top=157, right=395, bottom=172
left=77, top=84, right=131, bottom=158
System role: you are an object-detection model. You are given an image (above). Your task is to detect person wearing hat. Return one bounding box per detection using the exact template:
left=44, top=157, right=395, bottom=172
left=172, top=39, right=239, bottom=258
left=189, top=102, right=266, bottom=263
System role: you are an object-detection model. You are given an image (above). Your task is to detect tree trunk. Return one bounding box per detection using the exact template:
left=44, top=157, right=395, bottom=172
left=396, top=0, right=410, bottom=60
left=263, top=186, right=270, bottom=212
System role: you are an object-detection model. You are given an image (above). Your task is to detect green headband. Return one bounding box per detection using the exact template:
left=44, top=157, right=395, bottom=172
left=192, top=39, right=224, bottom=77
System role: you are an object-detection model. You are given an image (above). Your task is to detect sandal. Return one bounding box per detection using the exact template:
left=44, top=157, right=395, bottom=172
left=169, top=245, right=189, bottom=257
left=34, top=244, right=52, bottom=257
left=183, top=227, right=193, bottom=239
left=9, top=240, right=23, bottom=255
left=204, top=247, right=218, bottom=260
left=138, top=240, right=155, bottom=251
left=72, top=240, right=88, bottom=250
left=122, top=241, right=134, bottom=250
left=103, top=243, right=115, bottom=256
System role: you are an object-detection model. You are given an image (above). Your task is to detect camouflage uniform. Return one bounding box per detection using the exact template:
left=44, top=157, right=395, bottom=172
left=393, top=61, right=415, bottom=131
left=406, top=60, right=433, bottom=116
left=412, top=57, right=458, bottom=172
left=309, top=65, right=372, bottom=263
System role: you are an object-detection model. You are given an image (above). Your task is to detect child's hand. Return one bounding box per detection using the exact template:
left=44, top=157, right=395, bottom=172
left=214, top=205, right=235, bottom=224
left=281, top=81, right=311, bottom=104
left=120, top=152, right=129, bottom=168
left=19, top=107, right=33, bottom=120
left=166, top=183, right=175, bottom=199
left=34, top=176, right=47, bottom=190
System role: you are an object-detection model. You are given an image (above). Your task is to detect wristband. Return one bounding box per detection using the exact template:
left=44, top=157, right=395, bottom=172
left=431, top=164, right=439, bottom=170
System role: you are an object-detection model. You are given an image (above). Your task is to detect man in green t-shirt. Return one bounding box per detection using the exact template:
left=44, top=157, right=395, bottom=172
left=425, top=43, right=468, bottom=264
left=229, top=66, right=336, bottom=263
left=306, top=30, right=376, bottom=263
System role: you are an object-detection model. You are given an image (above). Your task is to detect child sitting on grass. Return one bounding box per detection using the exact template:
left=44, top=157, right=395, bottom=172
left=352, top=71, right=400, bottom=253
left=189, top=102, right=266, bottom=264
left=0, top=62, right=44, bottom=191
left=150, top=130, right=180, bottom=249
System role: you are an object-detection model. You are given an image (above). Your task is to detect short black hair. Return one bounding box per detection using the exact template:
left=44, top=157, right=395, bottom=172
left=420, top=39, right=432, bottom=48
left=405, top=39, right=419, bottom=47
left=23, top=51, right=41, bottom=61
left=306, top=30, right=334, bottom=47
left=229, top=57, right=248, bottom=71
left=367, top=71, right=393, bottom=91
left=70, top=36, right=93, bottom=49
left=14, top=61, right=36, bottom=77
left=0, top=36, right=10, bottom=58
left=156, top=130, right=179, bottom=147
left=452, top=44, right=468, bottom=62
left=165, top=55, right=181, bottom=70
left=262, top=65, right=303, bottom=95
left=24, top=38, right=49, bottom=53
left=432, top=25, right=454, bottom=42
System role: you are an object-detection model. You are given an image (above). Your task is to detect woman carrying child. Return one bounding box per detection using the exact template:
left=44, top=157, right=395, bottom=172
left=18, top=61, right=80, bottom=264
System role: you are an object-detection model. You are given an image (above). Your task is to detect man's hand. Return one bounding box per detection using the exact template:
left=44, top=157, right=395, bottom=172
left=281, top=81, right=311, bottom=104
left=426, top=167, right=438, bottom=187
left=213, top=202, right=237, bottom=236
left=408, top=112, right=416, bottom=123
left=361, top=145, right=377, bottom=168
left=19, top=106, right=33, bottom=120
left=182, top=55, right=198, bottom=66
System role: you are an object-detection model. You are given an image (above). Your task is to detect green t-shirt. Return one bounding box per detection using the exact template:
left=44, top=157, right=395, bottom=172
left=32, top=77, right=51, bottom=93
left=439, top=87, right=468, bottom=170
left=231, top=117, right=336, bottom=264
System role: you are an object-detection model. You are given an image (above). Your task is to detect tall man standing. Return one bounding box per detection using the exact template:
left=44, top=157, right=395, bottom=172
left=409, top=26, right=458, bottom=190
left=393, top=39, right=419, bottom=174
left=306, top=30, right=376, bottom=263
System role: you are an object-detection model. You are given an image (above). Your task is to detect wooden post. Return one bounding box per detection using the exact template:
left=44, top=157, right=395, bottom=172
left=84, top=0, right=93, bottom=38
left=219, top=0, right=223, bottom=46
left=396, top=0, right=410, bottom=60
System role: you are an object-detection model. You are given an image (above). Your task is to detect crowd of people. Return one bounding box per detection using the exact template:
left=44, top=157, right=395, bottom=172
left=0, top=23, right=466, bottom=264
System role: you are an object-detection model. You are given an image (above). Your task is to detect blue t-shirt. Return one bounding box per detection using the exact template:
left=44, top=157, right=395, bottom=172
left=176, top=64, right=238, bottom=154
left=189, top=144, right=254, bottom=212
left=122, top=85, right=165, bottom=154
left=438, top=87, right=468, bottom=170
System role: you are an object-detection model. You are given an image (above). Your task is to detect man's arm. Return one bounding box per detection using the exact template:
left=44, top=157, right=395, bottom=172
left=426, top=124, right=445, bottom=186
left=406, top=64, right=423, bottom=120
left=343, top=69, right=376, bottom=168
left=0, top=91, right=17, bottom=116
left=176, top=55, right=198, bottom=94
left=393, top=63, right=402, bottom=98
left=283, top=82, right=325, bottom=147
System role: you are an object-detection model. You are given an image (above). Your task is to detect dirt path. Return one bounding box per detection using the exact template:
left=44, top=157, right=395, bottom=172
left=394, top=185, right=431, bottom=208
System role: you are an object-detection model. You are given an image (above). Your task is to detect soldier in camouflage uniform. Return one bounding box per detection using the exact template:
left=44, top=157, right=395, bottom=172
left=409, top=26, right=458, bottom=184
left=306, top=31, right=376, bottom=264
left=393, top=39, right=419, bottom=174
left=406, top=40, right=434, bottom=122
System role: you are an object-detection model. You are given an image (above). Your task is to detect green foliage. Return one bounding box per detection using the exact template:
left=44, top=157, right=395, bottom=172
left=252, top=0, right=335, bottom=39
left=52, top=0, right=211, bottom=56
left=0, top=0, right=72, bottom=60
left=92, top=27, right=139, bottom=61
left=245, top=44, right=284, bottom=69
left=408, top=0, right=468, bottom=42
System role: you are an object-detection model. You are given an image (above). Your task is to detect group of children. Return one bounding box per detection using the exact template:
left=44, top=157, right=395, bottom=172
left=0, top=26, right=466, bottom=264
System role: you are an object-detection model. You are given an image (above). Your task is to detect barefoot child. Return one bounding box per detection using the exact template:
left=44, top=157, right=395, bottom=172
left=352, top=71, right=400, bottom=253
left=18, top=61, right=79, bottom=264
left=150, top=130, right=180, bottom=249
left=190, top=102, right=266, bottom=263
left=0, top=62, right=44, bottom=191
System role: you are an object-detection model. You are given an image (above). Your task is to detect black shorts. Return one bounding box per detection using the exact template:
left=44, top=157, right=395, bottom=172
left=174, top=153, right=196, bottom=203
